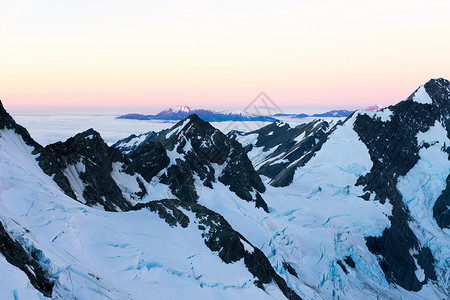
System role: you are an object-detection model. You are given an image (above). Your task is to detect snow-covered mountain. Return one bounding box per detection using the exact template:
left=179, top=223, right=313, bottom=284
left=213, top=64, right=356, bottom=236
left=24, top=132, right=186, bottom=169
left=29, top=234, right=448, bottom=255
left=311, top=109, right=354, bottom=118
left=227, top=78, right=450, bottom=297
left=0, top=78, right=449, bottom=300
left=0, top=101, right=297, bottom=299
left=365, top=104, right=383, bottom=112
left=111, top=131, right=160, bottom=154
left=274, top=109, right=354, bottom=119
left=117, top=106, right=277, bottom=122
left=228, top=119, right=332, bottom=185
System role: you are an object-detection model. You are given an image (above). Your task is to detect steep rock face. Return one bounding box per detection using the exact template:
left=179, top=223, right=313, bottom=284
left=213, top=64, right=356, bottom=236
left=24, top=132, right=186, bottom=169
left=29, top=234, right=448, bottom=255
left=434, top=174, right=450, bottom=228
left=0, top=100, right=42, bottom=152
left=125, top=141, right=170, bottom=183
left=123, top=114, right=269, bottom=211
left=112, top=131, right=160, bottom=154
left=37, top=129, right=146, bottom=211
left=0, top=117, right=293, bottom=299
left=0, top=221, right=53, bottom=297
left=353, top=78, right=450, bottom=291
left=230, top=119, right=331, bottom=186
left=132, top=199, right=301, bottom=300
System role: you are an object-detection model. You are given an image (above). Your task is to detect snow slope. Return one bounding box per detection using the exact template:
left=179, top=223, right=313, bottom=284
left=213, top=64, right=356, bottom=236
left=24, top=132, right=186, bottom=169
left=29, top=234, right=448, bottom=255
left=199, top=103, right=449, bottom=299
left=0, top=128, right=287, bottom=299
left=1, top=78, right=449, bottom=300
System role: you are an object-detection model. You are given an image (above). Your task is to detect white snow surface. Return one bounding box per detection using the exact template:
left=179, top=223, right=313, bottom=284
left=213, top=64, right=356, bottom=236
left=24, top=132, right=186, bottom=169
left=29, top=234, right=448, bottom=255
left=0, top=255, right=43, bottom=300
left=0, top=129, right=284, bottom=299
left=116, top=133, right=153, bottom=154
left=197, top=114, right=448, bottom=299
left=2, top=109, right=450, bottom=299
left=397, top=120, right=450, bottom=296
left=412, top=86, right=433, bottom=104
left=62, top=160, right=87, bottom=204
left=355, top=107, right=393, bottom=122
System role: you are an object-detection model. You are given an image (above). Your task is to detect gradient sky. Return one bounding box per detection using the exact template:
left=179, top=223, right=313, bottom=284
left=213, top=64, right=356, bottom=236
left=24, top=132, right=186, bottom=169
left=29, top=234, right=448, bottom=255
left=1, top=0, right=449, bottom=113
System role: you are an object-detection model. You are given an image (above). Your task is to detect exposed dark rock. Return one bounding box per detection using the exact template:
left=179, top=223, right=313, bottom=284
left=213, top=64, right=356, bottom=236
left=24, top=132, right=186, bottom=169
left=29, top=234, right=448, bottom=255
left=263, top=121, right=330, bottom=185
left=133, top=199, right=301, bottom=300
left=433, top=173, right=450, bottom=228
left=336, top=260, right=348, bottom=274
left=230, top=119, right=333, bottom=187
left=0, top=221, right=53, bottom=297
left=37, top=129, right=143, bottom=211
left=282, top=261, right=299, bottom=278
left=344, top=256, right=355, bottom=268
left=353, top=78, right=449, bottom=291
left=0, top=100, right=42, bottom=152
left=143, top=114, right=269, bottom=210
left=133, top=200, right=190, bottom=228
left=125, top=141, right=170, bottom=182
left=112, top=131, right=160, bottom=154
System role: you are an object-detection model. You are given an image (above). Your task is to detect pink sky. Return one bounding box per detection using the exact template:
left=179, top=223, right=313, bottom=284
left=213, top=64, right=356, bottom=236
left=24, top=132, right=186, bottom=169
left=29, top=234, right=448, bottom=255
left=1, top=1, right=449, bottom=113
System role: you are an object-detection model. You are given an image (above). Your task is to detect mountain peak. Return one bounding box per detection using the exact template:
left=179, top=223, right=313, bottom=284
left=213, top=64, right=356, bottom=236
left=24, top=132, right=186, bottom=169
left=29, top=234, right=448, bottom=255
left=426, top=77, right=449, bottom=87
left=119, top=106, right=276, bottom=122
left=73, top=128, right=103, bottom=142
left=0, top=99, right=13, bottom=126
left=408, top=77, right=450, bottom=108
left=185, top=113, right=203, bottom=122
left=170, top=105, right=193, bottom=113
left=366, top=104, right=383, bottom=112
left=0, top=100, right=6, bottom=114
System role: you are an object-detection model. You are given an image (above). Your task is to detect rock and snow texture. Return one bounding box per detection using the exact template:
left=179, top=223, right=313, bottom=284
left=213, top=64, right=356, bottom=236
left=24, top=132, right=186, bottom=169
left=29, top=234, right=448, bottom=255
left=229, top=119, right=331, bottom=187
left=412, top=86, right=434, bottom=104
left=36, top=128, right=146, bottom=211
left=0, top=78, right=449, bottom=300
left=125, top=114, right=269, bottom=211
left=397, top=120, right=450, bottom=293
left=0, top=110, right=296, bottom=299
left=222, top=78, right=450, bottom=298
left=112, top=131, right=159, bottom=154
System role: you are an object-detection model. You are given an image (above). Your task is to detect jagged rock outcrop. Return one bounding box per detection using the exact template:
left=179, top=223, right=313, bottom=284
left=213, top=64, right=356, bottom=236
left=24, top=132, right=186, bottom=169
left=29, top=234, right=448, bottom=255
left=0, top=101, right=294, bottom=299
left=118, top=114, right=269, bottom=211
left=230, top=119, right=332, bottom=186
left=37, top=129, right=145, bottom=211
left=0, top=221, right=53, bottom=297
left=0, top=100, right=42, bottom=152
left=1, top=79, right=449, bottom=299
left=353, top=78, right=449, bottom=291
left=112, top=131, right=160, bottom=154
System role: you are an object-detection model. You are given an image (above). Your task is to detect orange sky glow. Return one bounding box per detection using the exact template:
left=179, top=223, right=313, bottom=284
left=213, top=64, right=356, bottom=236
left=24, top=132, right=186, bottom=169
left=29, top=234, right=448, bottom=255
left=1, top=1, right=449, bottom=113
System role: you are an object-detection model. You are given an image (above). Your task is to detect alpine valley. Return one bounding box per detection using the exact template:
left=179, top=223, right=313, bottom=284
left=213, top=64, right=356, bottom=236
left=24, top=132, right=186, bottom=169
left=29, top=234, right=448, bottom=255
left=0, top=78, right=449, bottom=300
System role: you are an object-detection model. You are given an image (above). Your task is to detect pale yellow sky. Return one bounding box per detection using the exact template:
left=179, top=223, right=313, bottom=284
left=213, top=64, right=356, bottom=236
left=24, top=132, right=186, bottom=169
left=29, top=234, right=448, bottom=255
left=1, top=0, right=449, bottom=112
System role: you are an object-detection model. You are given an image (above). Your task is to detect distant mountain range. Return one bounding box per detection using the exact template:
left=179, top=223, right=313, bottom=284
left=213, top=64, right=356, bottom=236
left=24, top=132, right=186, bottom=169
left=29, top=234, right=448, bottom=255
left=117, top=106, right=277, bottom=122
left=117, top=105, right=383, bottom=122
left=275, top=109, right=354, bottom=118
left=0, top=79, right=449, bottom=299
left=274, top=105, right=383, bottom=119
